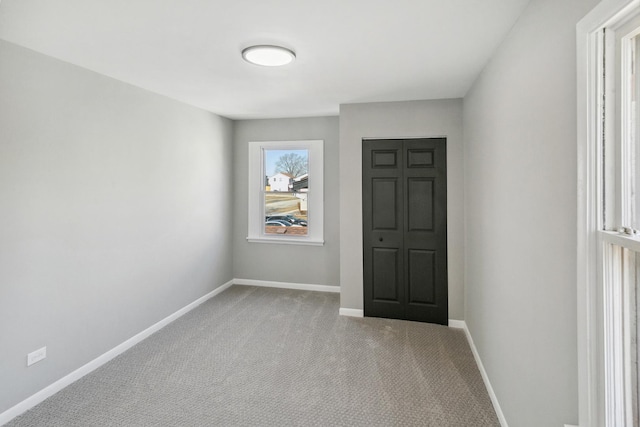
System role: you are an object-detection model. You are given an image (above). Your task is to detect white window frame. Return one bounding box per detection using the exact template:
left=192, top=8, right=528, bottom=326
left=247, top=139, right=324, bottom=246
left=578, top=1, right=640, bottom=426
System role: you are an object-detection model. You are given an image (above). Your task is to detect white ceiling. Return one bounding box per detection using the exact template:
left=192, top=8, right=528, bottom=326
left=0, top=0, right=530, bottom=120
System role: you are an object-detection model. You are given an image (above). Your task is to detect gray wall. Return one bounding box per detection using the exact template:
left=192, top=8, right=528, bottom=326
left=339, top=99, right=465, bottom=320
left=232, top=117, right=340, bottom=286
left=0, top=40, right=234, bottom=413
left=462, top=0, right=599, bottom=425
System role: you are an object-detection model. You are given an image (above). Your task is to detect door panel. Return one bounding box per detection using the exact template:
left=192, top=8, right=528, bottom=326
left=363, top=141, right=405, bottom=319
left=408, top=249, right=436, bottom=305
left=363, top=138, right=447, bottom=324
left=372, top=178, right=399, bottom=230
left=407, top=178, right=434, bottom=231
left=372, top=150, right=399, bottom=168
left=372, top=248, right=401, bottom=302
left=407, top=148, right=435, bottom=168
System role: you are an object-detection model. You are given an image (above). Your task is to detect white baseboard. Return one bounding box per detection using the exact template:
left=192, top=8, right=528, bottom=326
left=233, top=278, right=340, bottom=293
left=0, top=279, right=234, bottom=426
left=448, top=319, right=465, bottom=329
left=339, top=308, right=364, bottom=317
left=455, top=320, right=509, bottom=427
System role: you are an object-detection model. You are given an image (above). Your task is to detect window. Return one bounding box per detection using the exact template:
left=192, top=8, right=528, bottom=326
left=247, top=140, right=324, bottom=245
left=599, top=14, right=640, bottom=427
left=578, top=3, right=640, bottom=426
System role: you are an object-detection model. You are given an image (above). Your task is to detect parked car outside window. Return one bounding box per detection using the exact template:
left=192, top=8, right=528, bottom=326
left=266, top=215, right=307, bottom=226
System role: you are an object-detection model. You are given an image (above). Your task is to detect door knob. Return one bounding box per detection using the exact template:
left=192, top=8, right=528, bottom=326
left=379, top=237, right=383, bottom=242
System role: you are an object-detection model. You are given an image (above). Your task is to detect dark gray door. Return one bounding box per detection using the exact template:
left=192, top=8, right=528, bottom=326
left=362, top=138, right=447, bottom=324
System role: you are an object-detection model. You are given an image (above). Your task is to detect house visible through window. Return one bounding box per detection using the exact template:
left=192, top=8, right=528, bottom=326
left=247, top=140, right=324, bottom=245
left=264, top=149, right=308, bottom=236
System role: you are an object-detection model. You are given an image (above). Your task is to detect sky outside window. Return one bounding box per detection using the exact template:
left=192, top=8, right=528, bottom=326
left=265, top=149, right=308, bottom=178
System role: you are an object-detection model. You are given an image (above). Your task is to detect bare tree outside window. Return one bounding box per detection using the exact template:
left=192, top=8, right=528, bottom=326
left=247, top=140, right=323, bottom=244
left=274, top=152, right=308, bottom=177
left=264, top=149, right=309, bottom=236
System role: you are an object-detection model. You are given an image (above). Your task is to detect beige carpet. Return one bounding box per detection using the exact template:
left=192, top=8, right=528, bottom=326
left=7, top=285, right=499, bottom=426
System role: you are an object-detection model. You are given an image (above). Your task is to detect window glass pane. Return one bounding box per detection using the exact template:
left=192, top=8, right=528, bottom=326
left=618, top=30, right=640, bottom=232
left=263, top=149, right=308, bottom=236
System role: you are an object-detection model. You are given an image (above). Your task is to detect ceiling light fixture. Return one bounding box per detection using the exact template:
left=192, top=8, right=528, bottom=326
left=242, top=45, right=296, bottom=67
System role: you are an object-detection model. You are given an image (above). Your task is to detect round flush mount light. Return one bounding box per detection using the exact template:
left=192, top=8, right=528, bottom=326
left=242, top=45, right=296, bottom=67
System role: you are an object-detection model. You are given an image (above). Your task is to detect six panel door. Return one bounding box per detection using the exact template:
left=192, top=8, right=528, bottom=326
left=362, top=138, right=448, bottom=324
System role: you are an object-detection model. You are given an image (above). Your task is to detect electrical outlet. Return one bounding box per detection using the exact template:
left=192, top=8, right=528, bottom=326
left=27, top=346, right=46, bottom=366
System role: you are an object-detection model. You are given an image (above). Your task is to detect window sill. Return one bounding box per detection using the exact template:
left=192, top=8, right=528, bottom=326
left=246, top=237, right=324, bottom=246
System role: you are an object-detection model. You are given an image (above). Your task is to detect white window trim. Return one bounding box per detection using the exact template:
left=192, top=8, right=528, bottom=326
left=247, top=140, right=324, bottom=246
left=578, top=1, right=640, bottom=426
